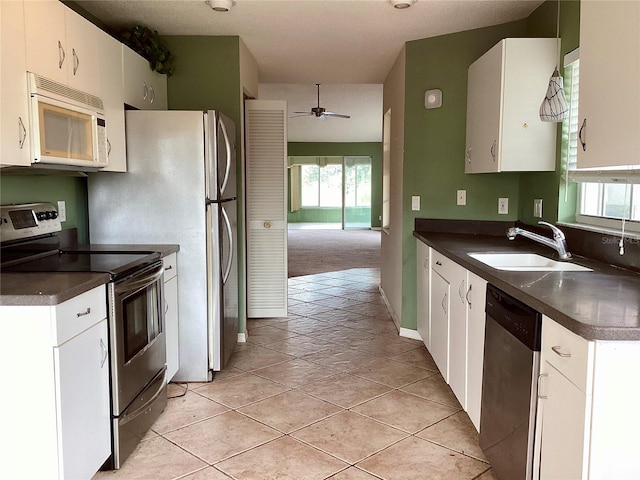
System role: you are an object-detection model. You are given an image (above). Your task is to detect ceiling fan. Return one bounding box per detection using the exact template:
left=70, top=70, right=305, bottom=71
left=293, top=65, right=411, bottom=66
left=292, top=84, right=351, bottom=120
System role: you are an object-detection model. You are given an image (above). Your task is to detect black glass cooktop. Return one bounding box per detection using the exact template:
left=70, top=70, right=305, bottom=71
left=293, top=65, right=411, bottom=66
left=4, top=251, right=161, bottom=277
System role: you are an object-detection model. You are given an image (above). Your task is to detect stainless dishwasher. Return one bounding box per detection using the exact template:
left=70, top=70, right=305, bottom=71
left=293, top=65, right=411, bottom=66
left=479, top=284, right=542, bottom=480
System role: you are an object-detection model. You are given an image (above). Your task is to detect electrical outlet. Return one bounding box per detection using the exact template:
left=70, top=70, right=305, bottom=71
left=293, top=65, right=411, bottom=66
left=411, top=196, right=421, bottom=211
left=534, top=199, right=543, bottom=218
left=57, top=201, right=66, bottom=222
left=457, top=190, right=467, bottom=206
left=498, top=197, right=509, bottom=215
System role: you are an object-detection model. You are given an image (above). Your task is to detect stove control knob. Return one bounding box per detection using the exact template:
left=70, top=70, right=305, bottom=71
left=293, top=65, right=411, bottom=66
left=48, top=211, right=58, bottom=219
left=36, top=212, right=47, bottom=221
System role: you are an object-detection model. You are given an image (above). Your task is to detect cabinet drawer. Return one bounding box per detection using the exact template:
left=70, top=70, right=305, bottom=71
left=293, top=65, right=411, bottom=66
left=431, top=250, right=457, bottom=278
left=542, top=316, right=594, bottom=392
left=53, top=286, right=107, bottom=346
left=163, top=253, right=177, bottom=282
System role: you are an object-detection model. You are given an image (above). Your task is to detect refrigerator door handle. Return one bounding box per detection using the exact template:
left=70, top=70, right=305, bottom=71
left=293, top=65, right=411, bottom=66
left=219, top=117, right=232, bottom=196
left=221, top=205, right=234, bottom=284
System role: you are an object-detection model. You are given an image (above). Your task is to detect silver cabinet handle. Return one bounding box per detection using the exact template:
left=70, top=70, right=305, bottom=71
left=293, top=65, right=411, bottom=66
left=107, top=138, right=112, bottom=156
left=551, top=345, right=571, bottom=358
left=578, top=118, right=587, bottom=151
left=165, top=302, right=169, bottom=315
left=423, top=257, right=428, bottom=270
left=72, top=48, right=79, bottom=75
left=165, top=265, right=173, bottom=271
left=490, top=139, right=497, bottom=162
left=458, top=280, right=466, bottom=303
left=149, top=85, right=155, bottom=104
left=466, top=147, right=471, bottom=164
left=100, top=338, right=108, bottom=368
left=537, top=373, right=548, bottom=399
left=435, top=260, right=442, bottom=266
left=143, top=82, right=149, bottom=101
left=76, top=307, right=91, bottom=318
left=441, top=293, right=447, bottom=315
left=18, top=117, right=27, bottom=149
left=58, top=40, right=66, bottom=69
left=466, top=284, right=472, bottom=309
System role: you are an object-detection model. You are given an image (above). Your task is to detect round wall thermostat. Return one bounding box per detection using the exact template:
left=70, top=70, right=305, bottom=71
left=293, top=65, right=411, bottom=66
left=425, top=89, right=442, bottom=109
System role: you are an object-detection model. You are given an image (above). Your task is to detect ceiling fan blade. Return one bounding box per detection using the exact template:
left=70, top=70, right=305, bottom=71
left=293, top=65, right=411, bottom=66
left=323, top=112, right=351, bottom=119
left=293, top=111, right=312, bottom=114
left=290, top=112, right=313, bottom=118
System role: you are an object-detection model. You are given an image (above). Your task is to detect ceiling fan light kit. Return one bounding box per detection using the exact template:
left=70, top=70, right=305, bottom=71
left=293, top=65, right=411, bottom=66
left=389, top=0, right=417, bottom=9
left=205, top=0, right=236, bottom=12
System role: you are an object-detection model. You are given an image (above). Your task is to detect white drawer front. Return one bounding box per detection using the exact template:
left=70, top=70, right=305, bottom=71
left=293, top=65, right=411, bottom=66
left=53, top=286, right=107, bottom=346
left=163, top=253, right=177, bottom=282
left=542, top=315, right=594, bottom=393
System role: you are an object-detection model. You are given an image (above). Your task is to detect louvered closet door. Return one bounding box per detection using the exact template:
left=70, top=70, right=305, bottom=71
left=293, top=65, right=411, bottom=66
left=245, top=100, right=288, bottom=318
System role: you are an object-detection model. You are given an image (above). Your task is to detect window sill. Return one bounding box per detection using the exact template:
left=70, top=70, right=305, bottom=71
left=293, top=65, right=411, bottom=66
left=558, top=221, right=640, bottom=240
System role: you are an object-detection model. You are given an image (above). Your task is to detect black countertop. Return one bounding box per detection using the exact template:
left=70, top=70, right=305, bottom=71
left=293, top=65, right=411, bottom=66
left=415, top=231, right=640, bottom=341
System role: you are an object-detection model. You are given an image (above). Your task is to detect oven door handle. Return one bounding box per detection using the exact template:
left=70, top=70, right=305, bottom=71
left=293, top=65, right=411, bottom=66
left=119, top=266, right=164, bottom=293
left=119, top=369, right=167, bottom=425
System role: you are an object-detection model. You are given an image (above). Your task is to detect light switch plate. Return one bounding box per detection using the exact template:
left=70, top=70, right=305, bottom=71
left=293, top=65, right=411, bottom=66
left=457, top=190, right=466, bottom=206
left=534, top=199, right=543, bottom=218
left=411, top=195, right=421, bottom=211
left=498, top=197, right=509, bottom=215
left=57, top=201, right=66, bottom=222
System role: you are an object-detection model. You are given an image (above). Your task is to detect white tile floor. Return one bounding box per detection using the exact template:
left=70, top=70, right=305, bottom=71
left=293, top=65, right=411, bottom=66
left=93, top=268, right=496, bottom=480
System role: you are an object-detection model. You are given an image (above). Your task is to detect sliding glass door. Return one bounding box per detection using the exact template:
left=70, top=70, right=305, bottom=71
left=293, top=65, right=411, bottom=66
left=343, top=156, right=372, bottom=229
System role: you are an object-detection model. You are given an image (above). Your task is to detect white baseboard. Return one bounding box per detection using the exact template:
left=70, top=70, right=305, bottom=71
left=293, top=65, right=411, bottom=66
left=238, top=332, right=248, bottom=343
left=378, top=285, right=401, bottom=333
left=400, top=327, right=423, bottom=342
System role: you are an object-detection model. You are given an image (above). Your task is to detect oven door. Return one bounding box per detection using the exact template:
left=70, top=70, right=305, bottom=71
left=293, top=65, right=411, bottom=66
left=109, top=261, right=166, bottom=416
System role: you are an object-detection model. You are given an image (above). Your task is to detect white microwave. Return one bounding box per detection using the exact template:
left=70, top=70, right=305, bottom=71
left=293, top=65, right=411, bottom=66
left=27, top=72, right=108, bottom=170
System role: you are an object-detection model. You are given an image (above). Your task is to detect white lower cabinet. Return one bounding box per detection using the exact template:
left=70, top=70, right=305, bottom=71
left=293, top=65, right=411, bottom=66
left=416, top=240, right=430, bottom=349
left=537, top=316, right=640, bottom=479
left=465, top=271, right=487, bottom=431
left=422, top=244, right=487, bottom=428
left=163, top=253, right=180, bottom=381
left=0, top=285, right=111, bottom=480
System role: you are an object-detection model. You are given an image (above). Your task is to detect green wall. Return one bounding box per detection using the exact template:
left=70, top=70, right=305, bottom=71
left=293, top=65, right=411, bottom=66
left=288, top=142, right=383, bottom=228
left=162, top=35, right=248, bottom=333
left=399, top=0, right=580, bottom=330
left=520, top=0, right=581, bottom=225
left=0, top=174, right=89, bottom=241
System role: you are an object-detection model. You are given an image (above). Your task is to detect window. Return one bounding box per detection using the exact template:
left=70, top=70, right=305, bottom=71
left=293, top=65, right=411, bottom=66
left=300, top=164, right=342, bottom=207
left=564, top=50, right=640, bottom=232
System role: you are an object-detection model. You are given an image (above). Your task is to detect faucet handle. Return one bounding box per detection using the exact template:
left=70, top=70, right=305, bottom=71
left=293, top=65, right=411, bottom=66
left=538, top=221, right=565, bottom=240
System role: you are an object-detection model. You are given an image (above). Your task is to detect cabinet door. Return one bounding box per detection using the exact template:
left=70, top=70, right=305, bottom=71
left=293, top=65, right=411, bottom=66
left=98, top=31, right=126, bottom=172
left=123, top=45, right=168, bottom=110
left=64, top=7, right=100, bottom=95
left=447, top=261, right=468, bottom=409
left=0, top=0, right=31, bottom=166
left=416, top=241, right=430, bottom=349
left=539, top=363, right=589, bottom=480
left=465, top=40, right=503, bottom=173
left=466, top=272, right=487, bottom=431
left=55, top=319, right=111, bottom=480
left=577, top=1, right=640, bottom=168
left=24, top=0, right=67, bottom=85
left=430, top=271, right=449, bottom=381
left=165, top=275, right=180, bottom=381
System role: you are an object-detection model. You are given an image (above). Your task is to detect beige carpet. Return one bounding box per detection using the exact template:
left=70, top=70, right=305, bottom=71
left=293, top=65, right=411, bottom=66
left=288, top=229, right=381, bottom=277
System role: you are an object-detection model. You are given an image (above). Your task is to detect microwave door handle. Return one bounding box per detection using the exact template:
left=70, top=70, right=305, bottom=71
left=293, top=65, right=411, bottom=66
left=219, top=118, right=232, bottom=195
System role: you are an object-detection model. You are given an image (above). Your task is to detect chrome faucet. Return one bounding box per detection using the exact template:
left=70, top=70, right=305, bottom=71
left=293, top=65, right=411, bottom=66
left=507, top=221, right=572, bottom=260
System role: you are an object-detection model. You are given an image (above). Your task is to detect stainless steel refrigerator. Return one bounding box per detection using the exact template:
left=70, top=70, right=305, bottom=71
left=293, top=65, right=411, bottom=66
left=88, top=110, right=238, bottom=382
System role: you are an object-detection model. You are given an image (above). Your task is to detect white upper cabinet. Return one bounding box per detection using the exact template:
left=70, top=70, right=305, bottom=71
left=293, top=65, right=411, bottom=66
left=24, top=0, right=101, bottom=96
left=0, top=0, right=30, bottom=167
left=576, top=1, right=640, bottom=168
left=98, top=31, right=126, bottom=172
left=465, top=38, right=558, bottom=173
left=123, top=45, right=168, bottom=110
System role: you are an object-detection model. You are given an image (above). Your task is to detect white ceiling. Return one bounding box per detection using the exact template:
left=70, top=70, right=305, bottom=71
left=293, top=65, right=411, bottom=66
left=74, top=0, right=544, bottom=142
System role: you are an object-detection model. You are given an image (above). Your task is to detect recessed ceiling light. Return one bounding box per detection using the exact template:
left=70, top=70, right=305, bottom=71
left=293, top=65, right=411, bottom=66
left=389, top=0, right=417, bottom=9
left=205, top=0, right=236, bottom=12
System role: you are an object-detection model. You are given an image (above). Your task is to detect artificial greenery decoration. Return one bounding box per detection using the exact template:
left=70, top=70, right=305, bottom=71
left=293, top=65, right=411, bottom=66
left=120, top=25, right=175, bottom=77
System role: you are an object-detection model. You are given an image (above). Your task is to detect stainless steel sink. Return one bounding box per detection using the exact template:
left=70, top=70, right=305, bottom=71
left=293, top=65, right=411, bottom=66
left=468, top=253, right=592, bottom=272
